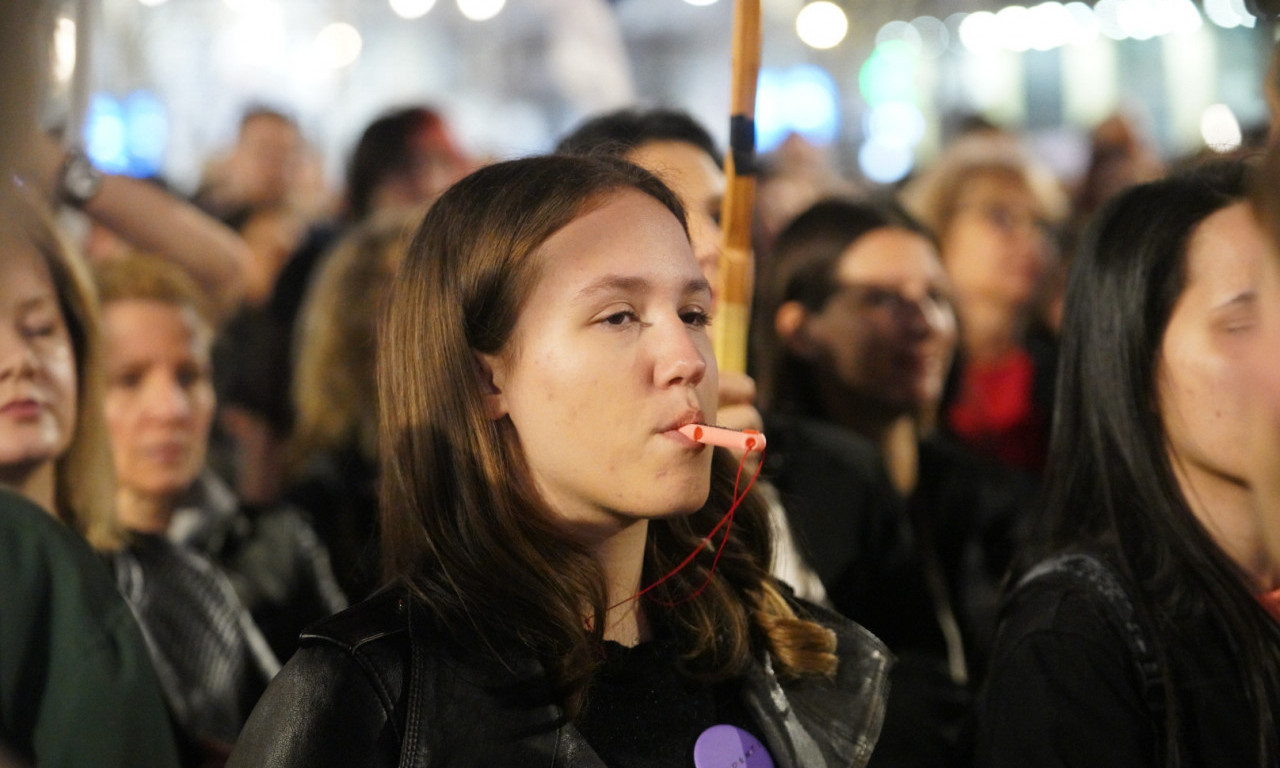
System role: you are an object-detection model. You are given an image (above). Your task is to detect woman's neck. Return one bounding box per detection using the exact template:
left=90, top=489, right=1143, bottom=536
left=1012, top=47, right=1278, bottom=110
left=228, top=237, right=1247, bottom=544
left=594, top=518, right=652, bottom=646
left=115, top=487, right=177, bottom=535
left=955, top=297, right=1027, bottom=364
left=1174, top=462, right=1280, bottom=592
left=0, top=460, right=58, bottom=516
left=814, top=381, right=920, bottom=495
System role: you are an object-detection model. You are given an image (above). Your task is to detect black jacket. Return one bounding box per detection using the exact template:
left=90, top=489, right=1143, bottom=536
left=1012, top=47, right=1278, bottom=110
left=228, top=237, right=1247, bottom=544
left=228, top=587, right=892, bottom=768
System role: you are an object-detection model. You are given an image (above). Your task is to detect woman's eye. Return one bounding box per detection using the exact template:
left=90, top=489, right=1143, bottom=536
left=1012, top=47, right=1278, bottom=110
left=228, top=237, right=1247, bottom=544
left=680, top=309, right=711, bottom=328
left=113, top=373, right=143, bottom=390
left=23, top=323, right=57, bottom=339
left=602, top=310, right=639, bottom=326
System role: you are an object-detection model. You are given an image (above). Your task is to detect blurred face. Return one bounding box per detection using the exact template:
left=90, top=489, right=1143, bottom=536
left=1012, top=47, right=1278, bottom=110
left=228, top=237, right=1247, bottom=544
left=483, top=190, right=718, bottom=539
left=235, top=114, right=302, bottom=206
left=0, top=243, right=77, bottom=478
left=626, top=140, right=725, bottom=293
left=1159, top=203, right=1269, bottom=526
left=791, top=228, right=956, bottom=416
left=942, top=171, right=1054, bottom=312
left=379, top=123, right=470, bottom=215
left=102, top=299, right=215, bottom=503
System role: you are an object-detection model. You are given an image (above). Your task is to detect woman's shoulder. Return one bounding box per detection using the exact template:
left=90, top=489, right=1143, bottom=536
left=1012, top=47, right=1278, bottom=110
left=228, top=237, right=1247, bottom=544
left=998, top=552, right=1141, bottom=643
left=228, top=590, right=411, bottom=768
left=297, top=588, right=412, bottom=675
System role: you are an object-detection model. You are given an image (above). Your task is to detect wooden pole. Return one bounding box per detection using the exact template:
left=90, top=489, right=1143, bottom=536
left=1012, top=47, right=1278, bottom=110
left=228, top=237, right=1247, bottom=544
left=713, top=0, right=762, bottom=375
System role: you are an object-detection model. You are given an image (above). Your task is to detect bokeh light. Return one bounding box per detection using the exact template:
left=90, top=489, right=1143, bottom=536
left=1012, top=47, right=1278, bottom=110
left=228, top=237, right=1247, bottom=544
left=315, top=22, right=362, bottom=69
left=457, top=0, right=506, bottom=22
left=796, top=2, right=848, bottom=50
left=859, top=140, right=914, bottom=184
left=389, top=0, right=436, bottom=19
left=1200, top=103, right=1242, bottom=151
left=53, top=16, right=77, bottom=84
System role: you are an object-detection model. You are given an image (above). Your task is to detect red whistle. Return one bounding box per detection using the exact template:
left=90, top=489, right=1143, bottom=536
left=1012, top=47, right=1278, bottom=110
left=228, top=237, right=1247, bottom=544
left=677, top=424, right=766, bottom=453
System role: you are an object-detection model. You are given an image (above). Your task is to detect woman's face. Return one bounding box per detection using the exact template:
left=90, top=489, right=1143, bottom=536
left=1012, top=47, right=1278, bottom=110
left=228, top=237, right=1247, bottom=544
left=0, top=243, right=78, bottom=476
left=1159, top=203, right=1270, bottom=529
left=483, top=190, right=718, bottom=539
left=788, top=228, right=956, bottom=416
left=942, top=171, right=1053, bottom=312
left=102, top=299, right=215, bottom=503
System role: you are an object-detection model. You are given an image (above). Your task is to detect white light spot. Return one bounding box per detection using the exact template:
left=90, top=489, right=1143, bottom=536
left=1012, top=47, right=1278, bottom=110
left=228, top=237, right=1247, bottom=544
left=859, top=139, right=915, bottom=184
left=457, top=0, right=506, bottom=21
left=315, top=22, right=362, bottom=69
left=52, top=16, right=77, bottom=84
left=796, top=2, right=849, bottom=50
left=1201, top=103, right=1242, bottom=151
left=389, top=0, right=436, bottom=18
left=996, top=5, right=1033, bottom=52
left=959, top=11, right=1000, bottom=53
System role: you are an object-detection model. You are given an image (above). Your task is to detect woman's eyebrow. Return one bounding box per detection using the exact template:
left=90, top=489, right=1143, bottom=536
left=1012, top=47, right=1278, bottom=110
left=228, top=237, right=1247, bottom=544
left=574, top=275, right=710, bottom=301
left=1213, top=290, right=1258, bottom=311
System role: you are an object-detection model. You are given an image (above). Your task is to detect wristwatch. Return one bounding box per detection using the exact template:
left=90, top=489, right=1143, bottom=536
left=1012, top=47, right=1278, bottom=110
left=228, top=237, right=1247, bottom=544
left=57, top=148, right=104, bottom=208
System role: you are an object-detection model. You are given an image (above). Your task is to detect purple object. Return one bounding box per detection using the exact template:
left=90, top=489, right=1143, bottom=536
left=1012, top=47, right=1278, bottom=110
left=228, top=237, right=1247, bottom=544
left=693, top=724, right=776, bottom=768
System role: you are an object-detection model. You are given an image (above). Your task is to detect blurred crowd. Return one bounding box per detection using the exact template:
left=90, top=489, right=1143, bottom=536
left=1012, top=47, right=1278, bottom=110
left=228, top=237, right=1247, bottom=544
left=4, top=3, right=1280, bottom=766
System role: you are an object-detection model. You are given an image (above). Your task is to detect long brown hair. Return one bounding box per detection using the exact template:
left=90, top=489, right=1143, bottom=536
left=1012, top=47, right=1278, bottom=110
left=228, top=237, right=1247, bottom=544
left=3, top=181, right=120, bottom=551
left=379, top=155, right=836, bottom=716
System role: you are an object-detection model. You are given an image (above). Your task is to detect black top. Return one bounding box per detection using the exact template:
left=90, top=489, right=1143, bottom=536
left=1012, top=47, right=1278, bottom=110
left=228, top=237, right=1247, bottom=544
left=976, top=558, right=1259, bottom=767
left=763, top=413, right=1037, bottom=768
left=227, top=587, right=893, bottom=768
left=576, top=637, right=762, bottom=768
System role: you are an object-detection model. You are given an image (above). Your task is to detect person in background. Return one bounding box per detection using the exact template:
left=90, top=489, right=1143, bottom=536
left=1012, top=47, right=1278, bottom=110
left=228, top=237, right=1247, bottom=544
left=228, top=154, right=891, bottom=768
left=95, top=254, right=346, bottom=661
left=0, top=180, right=179, bottom=768
left=284, top=211, right=415, bottom=600
left=901, top=134, right=1067, bottom=476
left=31, top=132, right=249, bottom=321
left=759, top=197, right=1036, bottom=768
left=215, top=106, right=471, bottom=511
left=193, top=106, right=326, bottom=222
left=271, top=104, right=471, bottom=332
left=976, top=160, right=1280, bottom=767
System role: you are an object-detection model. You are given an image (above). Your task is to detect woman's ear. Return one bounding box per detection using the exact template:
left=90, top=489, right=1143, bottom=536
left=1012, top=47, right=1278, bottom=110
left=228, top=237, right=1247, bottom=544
left=775, top=300, right=817, bottom=359
left=474, top=353, right=508, bottom=420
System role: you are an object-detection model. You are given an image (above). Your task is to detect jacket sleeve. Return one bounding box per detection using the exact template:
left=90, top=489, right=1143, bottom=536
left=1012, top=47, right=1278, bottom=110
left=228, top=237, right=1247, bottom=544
left=227, top=642, right=401, bottom=768
left=973, top=581, right=1159, bottom=768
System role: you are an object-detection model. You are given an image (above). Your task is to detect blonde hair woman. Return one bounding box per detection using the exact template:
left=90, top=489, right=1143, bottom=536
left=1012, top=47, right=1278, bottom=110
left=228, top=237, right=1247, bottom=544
left=285, top=211, right=414, bottom=599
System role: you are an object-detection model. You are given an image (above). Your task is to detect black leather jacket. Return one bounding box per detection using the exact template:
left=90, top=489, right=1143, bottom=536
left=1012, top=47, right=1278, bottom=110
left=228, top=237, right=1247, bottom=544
left=229, top=587, right=891, bottom=768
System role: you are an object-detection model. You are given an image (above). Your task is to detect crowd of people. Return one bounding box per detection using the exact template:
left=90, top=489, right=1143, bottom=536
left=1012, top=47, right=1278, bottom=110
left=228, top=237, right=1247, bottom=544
left=4, top=8, right=1280, bottom=766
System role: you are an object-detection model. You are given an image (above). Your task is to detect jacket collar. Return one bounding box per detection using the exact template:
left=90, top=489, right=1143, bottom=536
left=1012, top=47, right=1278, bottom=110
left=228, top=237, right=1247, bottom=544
left=398, top=600, right=890, bottom=768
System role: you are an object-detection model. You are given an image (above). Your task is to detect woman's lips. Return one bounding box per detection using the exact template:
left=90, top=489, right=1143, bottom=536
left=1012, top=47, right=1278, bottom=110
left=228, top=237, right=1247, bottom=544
left=0, top=399, right=44, bottom=420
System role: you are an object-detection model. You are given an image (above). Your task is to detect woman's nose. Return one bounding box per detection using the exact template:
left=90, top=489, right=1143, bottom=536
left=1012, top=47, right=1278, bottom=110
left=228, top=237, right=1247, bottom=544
left=144, top=376, right=192, bottom=420
left=654, top=322, right=708, bottom=388
left=0, top=333, right=39, bottom=382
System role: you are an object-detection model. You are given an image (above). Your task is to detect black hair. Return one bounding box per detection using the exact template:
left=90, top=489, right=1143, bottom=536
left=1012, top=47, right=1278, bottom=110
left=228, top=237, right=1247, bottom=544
left=556, top=108, right=720, bottom=167
left=756, top=197, right=934, bottom=414
left=1044, top=157, right=1280, bottom=766
left=346, top=106, right=455, bottom=222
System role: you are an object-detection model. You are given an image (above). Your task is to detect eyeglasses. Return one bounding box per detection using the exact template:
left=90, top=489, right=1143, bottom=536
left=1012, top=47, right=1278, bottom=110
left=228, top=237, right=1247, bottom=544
left=831, top=283, right=954, bottom=318
left=954, top=202, right=1055, bottom=238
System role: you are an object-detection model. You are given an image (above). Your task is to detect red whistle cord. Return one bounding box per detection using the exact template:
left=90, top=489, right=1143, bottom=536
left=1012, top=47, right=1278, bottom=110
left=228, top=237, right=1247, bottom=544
left=609, top=448, right=765, bottom=611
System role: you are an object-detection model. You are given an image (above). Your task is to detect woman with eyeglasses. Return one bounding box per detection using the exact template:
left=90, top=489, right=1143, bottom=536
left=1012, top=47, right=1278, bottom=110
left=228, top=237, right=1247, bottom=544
left=755, top=197, right=1036, bottom=768
left=902, top=134, right=1068, bottom=476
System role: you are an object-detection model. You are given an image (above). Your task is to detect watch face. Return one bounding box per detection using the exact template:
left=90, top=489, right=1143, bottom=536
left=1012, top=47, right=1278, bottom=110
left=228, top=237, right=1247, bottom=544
left=62, top=152, right=103, bottom=204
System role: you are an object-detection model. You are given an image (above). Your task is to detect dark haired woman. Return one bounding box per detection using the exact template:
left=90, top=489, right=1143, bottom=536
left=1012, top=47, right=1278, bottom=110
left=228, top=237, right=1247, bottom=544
left=228, top=154, right=890, bottom=768
left=975, top=160, right=1280, bottom=767
left=757, top=198, right=1035, bottom=768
